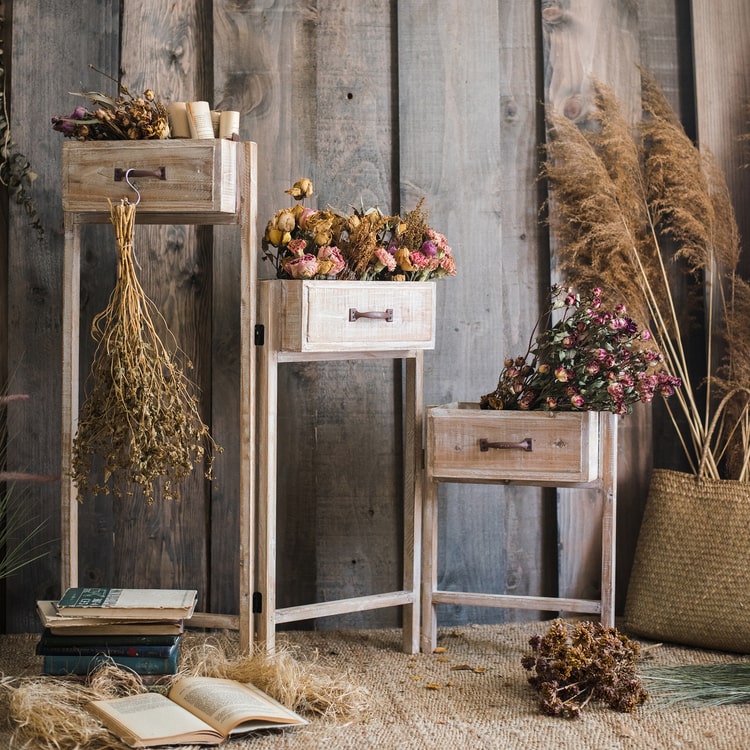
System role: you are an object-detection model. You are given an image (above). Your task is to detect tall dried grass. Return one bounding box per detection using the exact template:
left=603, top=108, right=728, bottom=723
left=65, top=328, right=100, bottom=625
left=543, top=72, right=750, bottom=480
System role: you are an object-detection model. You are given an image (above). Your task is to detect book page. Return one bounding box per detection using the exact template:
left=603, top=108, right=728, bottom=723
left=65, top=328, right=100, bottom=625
left=169, top=676, right=306, bottom=735
left=88, top=692, right=221, bottom=747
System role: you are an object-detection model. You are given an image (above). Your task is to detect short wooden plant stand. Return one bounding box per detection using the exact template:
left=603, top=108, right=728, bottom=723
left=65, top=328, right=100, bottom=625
left=256, top=279, right=436, bottom=654
left=60, top=139, right=258, bottom=651
left=420, top=404, right=617, bottom=653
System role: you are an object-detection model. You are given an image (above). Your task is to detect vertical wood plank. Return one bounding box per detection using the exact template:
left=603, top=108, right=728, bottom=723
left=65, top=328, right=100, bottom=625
left=691, top=0, right=750, bottom=279
left=104, top=0, right=213, bottom=594
left=213, top=0, right=320, bottom=619
left=399, top=0, right=546, bottom=626
left=5, top=0, right=119, bottom=631
left=310, top=0, right=399, bottom=630
left=542, top=0, right=645, bottom=613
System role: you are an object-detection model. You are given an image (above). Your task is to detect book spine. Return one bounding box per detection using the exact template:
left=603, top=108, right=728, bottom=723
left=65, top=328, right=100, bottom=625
left=42, top=652, right=179, bottom=676
left=37, top=643, right=178, bottom=657
left=37, top=630, right=179, bottom=650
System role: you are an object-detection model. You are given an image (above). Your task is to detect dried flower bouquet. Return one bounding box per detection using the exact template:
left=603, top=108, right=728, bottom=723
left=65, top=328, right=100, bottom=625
left=542, top=73, right=750, bottom=481
left=262, top=179, right=456, bottom=281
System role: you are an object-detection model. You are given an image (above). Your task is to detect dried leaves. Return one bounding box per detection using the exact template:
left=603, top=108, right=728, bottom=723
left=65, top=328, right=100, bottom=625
left=72, top=199, right=220, bottom=503
left=521, top=619, right=648, bottom=719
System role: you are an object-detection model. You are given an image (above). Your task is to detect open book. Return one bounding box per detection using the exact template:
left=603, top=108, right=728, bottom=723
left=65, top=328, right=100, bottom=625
left=88, top=676, right=307, bottom=747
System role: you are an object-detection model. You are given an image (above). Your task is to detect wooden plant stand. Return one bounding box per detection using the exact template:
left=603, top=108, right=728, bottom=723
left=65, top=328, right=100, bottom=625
left=421, top=404, right=617, bottom=653
left=60, top=139, right=257, bottom=651
left=255, top=279, right=436, bottom=654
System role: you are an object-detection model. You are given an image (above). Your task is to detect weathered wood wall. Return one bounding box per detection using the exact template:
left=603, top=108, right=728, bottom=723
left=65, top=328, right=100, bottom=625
left=1, top=0, right=748, bottom=635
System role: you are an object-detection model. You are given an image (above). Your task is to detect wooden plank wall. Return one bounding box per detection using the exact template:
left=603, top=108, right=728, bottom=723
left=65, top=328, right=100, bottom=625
left=1, top=0, right=748, bottom=634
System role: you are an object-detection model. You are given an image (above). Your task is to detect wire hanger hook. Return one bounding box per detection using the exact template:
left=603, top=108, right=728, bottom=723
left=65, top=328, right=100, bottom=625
left=124, top=168, right=141, bottom=206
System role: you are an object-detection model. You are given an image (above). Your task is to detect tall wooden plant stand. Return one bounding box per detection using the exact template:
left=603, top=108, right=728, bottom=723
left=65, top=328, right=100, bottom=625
left=420, top=404, right=617, bottom=653
left=256, top=279, right=436, bottom=654
left=60, top=140, right=257, bottom=651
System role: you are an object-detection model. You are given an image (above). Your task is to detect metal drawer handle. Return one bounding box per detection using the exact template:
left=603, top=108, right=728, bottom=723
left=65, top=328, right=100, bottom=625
left=349, top=308, right=394, bottom=322
left=479, top=437, right=533, bottom=452
left=114, top=167, right=167, bottom=182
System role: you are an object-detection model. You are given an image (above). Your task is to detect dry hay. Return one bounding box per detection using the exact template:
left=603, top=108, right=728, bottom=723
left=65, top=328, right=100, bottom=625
left=2, top=636, right=368, bottom=749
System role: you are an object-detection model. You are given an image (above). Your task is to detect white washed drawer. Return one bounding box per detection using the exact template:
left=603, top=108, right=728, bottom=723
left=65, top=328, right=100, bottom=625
left=62, top=139, right=238, bottom=221
left=269, top=279, right=436, bottom=352
left=425, top=403, right=600, bottom=483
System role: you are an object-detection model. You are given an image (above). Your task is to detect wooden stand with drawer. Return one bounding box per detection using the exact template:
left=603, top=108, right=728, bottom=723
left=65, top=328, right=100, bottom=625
left=256, top=279, right=436, bottom=653
left=421, top=403, right=617, bottom=653
left=60, top=140, right=257, bottom=651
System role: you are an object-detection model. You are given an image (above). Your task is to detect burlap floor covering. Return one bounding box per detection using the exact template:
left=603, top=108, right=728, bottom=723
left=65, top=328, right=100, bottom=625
left=0, top=620, right=748, bottom=749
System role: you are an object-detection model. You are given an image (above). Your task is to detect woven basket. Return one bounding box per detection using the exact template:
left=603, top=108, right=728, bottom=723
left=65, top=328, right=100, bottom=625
left=624, top=468, right=750, bottom=653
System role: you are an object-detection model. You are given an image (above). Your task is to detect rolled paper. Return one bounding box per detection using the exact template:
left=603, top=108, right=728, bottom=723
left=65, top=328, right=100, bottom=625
left=210, top=110, right=221, bottom=138
left=219, top=110, right=240, bottom=139
left=186, top=101, right=214, bottom=139
left=167, top=102, right=191, bottom=138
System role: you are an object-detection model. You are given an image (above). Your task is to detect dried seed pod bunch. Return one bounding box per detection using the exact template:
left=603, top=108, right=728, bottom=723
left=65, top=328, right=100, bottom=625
left=72, top=199, right=220, bottom=503
left=521, top=619, right=648, bottom=719
left=52, top=81, right=169, bottom=141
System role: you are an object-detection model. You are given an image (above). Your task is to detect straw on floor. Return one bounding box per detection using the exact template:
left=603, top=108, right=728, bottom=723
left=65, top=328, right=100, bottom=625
left=1, top=620, right=748, bottom=749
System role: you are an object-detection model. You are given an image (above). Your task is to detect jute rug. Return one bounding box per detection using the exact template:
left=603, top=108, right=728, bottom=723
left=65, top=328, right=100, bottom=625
left=1, top=620, right=748, bottom=749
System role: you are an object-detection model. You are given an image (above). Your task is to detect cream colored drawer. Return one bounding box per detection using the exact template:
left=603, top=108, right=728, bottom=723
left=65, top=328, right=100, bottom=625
left=62, top=139, right=238, bottom=221
left=269, top=279, right=436, bottom=352
left=426, top=403, right=600, bottom=483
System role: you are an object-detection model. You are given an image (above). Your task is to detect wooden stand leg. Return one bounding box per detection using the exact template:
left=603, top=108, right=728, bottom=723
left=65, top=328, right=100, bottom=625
left=61, top=218, right=81, bottom=593
left=599, top=412, right=617, bottom=627
left=420, top=478, right=439, bottom=653
left=256, top=285, right=278, bottom=652
left=401, top=353, right=422, bottom=654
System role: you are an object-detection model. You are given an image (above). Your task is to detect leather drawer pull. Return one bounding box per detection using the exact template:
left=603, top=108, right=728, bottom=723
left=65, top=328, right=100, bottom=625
left=349, top=308, right=394, bottom=322
left=479, top=437, right=533, bottom=452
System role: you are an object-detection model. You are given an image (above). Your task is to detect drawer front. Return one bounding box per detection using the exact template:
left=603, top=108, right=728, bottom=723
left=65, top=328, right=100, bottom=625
left=62, top=140, right=238, bottom=220
left=426, top=405, right=600, bottom=483
left=276, top=280, right=436, bottom=352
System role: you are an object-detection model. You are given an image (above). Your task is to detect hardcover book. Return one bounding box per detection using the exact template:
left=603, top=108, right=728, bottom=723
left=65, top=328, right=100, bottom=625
left=56, top=588, right=197, bottom=620
left=36, top=630, right=180, bottom=658
left=36, top=601, right=185, bottom=636
left=88, top=676, right=307, bottom=747
left=43, top=650, right=179, bottom=676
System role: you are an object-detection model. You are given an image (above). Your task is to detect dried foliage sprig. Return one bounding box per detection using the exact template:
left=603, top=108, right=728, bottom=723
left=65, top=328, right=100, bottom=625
left=0, top=16, right=42, bottom=237
left=0, top=394, right=56, bottom=579
left=642, top=663, right=750, bottom=707
left=521, top=619, right=648, bottom=719
left=543, top=73, right=750, bottom=480
left=72, top=199, right=220, bottom=503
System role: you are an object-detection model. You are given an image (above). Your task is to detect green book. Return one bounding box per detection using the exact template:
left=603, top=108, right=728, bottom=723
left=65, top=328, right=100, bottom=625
left=43, top=651, right=179, bottom=676
left=56, top=588, right=197, bottom=620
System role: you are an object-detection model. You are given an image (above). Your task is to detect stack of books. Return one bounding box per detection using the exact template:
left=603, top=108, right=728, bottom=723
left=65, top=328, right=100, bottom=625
left=35, top=587, right=197, bottom=678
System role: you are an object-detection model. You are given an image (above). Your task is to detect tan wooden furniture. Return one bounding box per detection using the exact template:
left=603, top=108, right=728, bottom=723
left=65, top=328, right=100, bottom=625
left=60, top=139, right=257, bottom=651
left=421, top=403, right=617, bottom=653
left=256, top=279, right=436, bottom=653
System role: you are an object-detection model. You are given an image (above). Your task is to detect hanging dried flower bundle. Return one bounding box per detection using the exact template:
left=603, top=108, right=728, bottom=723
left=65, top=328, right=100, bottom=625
left=71, top=199, right=220, bottom=503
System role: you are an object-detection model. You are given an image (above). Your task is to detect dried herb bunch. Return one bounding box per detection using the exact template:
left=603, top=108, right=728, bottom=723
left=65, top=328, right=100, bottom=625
left=521, top=619, right=648, bottom=719
left=543, top=73, right=750, bottom=480
left=72, top=199, right=220, bottom=503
